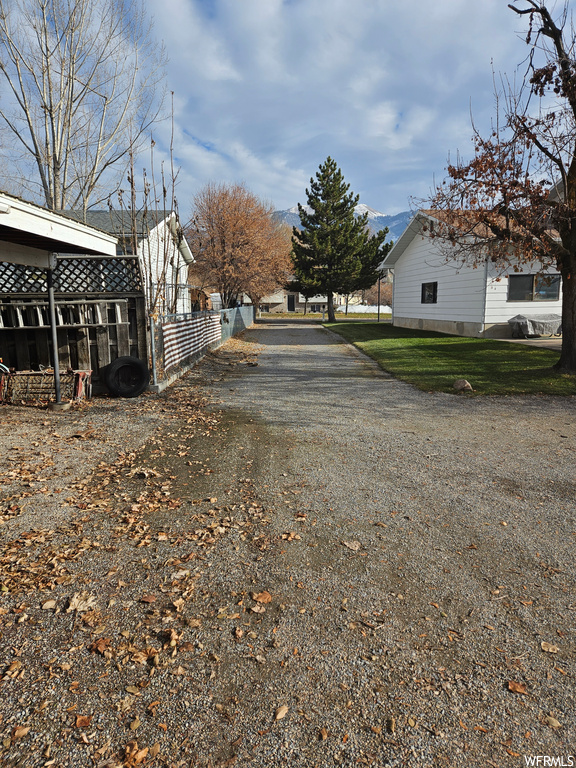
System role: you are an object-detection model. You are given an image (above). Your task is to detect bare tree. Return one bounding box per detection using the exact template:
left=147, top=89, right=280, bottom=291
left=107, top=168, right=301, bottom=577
left=362, top=281, right=393, bottom=307
left=187, top=183, right=293, bottom=310
left=0, top=0, right=165, bottom=215
left=429, top=1, right=576, bottom=372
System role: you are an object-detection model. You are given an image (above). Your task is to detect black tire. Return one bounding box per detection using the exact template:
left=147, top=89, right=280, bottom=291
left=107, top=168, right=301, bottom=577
left=103, top=356, right=149, bottom=398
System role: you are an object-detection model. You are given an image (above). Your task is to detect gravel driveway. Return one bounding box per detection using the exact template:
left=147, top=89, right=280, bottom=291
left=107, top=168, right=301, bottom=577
left=0, top=317, right=575, bottom=768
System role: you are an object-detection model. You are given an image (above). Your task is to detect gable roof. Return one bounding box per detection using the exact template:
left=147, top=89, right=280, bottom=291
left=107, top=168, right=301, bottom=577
left=62, top=209, right=194, bottom=265
left=62, top=209, right=173, bottom=237
left=381, top=211, right=433, bottom=268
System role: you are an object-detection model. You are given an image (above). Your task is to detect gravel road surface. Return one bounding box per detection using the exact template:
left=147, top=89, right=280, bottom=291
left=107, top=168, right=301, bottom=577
left=0, top=317, right=575, bottom=768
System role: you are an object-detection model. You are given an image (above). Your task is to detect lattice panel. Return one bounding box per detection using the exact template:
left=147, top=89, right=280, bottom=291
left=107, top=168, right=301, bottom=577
left=0, top=262, right=47, bottom=293
left=0, top=258, right=143, bottom=295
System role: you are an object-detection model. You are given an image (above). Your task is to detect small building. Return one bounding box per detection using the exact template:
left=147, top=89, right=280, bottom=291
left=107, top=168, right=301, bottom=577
left=0, top=194, right=149, bottom=382
left=381, top=211, right=562, bottom=338
left=64, top=209, right=194, bottom=316
left=260, top=289, right=347, bottom=313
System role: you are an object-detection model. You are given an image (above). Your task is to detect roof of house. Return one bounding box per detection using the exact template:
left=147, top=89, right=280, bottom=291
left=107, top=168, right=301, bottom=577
left=62, top=208, right=194, bottom=265
left=0, top=191, right=117, bottom=265
left=62, top=209, right=173, bottom=237
left=380, top=211, right=433, bottom=268
left=381, top=208, right=560, bottom=269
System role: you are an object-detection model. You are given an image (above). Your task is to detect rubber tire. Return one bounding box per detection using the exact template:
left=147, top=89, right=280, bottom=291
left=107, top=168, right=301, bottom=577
left=103, top=356, right=149, bottom=398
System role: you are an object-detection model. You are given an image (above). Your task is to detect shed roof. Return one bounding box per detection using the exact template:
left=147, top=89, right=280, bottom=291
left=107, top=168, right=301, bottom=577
left=0, top=192, right=117, bottom=265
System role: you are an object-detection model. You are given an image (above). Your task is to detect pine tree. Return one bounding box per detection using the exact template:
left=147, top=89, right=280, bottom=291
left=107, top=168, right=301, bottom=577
left=292, top=157, right=391, bottom=322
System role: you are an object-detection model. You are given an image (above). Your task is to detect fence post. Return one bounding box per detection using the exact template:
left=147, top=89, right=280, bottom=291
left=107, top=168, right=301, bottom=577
left=149, top=315, right=158, bottom=387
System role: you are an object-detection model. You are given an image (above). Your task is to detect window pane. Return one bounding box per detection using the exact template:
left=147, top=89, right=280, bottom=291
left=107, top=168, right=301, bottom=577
left=421, top=282, right=437, bottom=304
left=534, top=275, right=560, bottom=301
left=508, top=275, right=533, bottom=301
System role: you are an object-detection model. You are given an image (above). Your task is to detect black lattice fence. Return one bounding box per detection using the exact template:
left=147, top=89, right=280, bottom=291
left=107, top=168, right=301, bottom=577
left=0, top=256, right=148, bottom=376
left=0, top=257, right=143, bottom=294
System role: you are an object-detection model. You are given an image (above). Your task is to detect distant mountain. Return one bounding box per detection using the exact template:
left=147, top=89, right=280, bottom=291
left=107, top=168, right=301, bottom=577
left=274, top=205, right=412, bottom=244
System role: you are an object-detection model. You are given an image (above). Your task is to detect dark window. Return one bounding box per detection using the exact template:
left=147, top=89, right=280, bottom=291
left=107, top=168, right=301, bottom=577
left=421, top=281, right=438, bottom=304
left=508, top=274, right=560, bottom=302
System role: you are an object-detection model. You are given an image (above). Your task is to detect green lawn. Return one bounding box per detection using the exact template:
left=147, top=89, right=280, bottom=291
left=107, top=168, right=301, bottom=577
left=325, top=322, right=575, bottom=396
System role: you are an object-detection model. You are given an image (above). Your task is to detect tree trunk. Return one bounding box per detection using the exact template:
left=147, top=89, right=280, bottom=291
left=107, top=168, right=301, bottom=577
left=557, top=266, right=576, bottom=372
left=327, top=292, right=336, bottom=322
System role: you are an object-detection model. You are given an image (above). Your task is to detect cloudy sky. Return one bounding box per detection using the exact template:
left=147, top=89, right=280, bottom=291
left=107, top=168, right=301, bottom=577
left=145, top=0, right=546, bottom=216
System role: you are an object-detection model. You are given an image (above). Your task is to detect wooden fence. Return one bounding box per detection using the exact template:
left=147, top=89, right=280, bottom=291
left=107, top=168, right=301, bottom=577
left=0, top=257, right=147, bottom=380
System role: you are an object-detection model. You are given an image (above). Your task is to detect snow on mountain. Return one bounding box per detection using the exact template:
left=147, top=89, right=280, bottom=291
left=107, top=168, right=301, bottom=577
left=354, top=203, right=384, bottom=219
left=275, top=205, right=412, bottom=242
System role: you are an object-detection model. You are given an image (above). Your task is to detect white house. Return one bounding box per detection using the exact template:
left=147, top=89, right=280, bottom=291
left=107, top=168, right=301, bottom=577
left=381, top=210, right=563, bottom=338
left=65, top=209, right=194, bottom=316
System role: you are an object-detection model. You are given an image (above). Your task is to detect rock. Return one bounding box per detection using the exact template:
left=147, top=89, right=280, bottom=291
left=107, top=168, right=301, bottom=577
left=453, top=379, right=473, bottom=392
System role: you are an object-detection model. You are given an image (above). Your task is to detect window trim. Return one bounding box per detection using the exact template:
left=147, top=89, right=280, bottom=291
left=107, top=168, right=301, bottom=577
left=507, top=274, right=561, bottom=302
left=421, top=281, right=438, bottom=304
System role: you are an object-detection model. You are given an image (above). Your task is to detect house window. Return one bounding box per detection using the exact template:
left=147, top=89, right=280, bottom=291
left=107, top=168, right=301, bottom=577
left=421, top=281, right=438, bottom=304
left=508, top=274, right=560, bottom=301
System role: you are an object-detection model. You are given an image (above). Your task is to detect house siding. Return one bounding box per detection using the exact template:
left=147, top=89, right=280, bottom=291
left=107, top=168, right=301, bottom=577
left=138, top=219, right=191, bottom=315
left=483, top=264, right=562, bottom=336
left=392, top=234, right=486, bottom=335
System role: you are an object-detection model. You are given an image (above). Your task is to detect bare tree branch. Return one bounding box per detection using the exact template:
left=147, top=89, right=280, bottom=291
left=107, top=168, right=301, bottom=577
left=0, top=0, right=166, bottom=213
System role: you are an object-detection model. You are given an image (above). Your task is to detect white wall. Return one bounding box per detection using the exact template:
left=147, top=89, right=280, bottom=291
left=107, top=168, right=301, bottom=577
left=392, top=234, right=487, bottom=326
left=138, top=218, right=190, bottom=315
left=484, top=263, right=562, bottom=325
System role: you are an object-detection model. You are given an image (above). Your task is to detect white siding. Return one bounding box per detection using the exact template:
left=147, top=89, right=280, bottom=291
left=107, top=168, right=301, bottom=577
left=484, top=263, right=562, bottom=324
left=392, top=235, right=486, bottom=324
left=138, top=219, right=191, bottom=315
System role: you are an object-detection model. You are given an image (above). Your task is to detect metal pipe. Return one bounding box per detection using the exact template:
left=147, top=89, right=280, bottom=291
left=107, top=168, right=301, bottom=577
left=149, top=315, right=158, bottom=386
left=46, top=265, right=62, bottom=403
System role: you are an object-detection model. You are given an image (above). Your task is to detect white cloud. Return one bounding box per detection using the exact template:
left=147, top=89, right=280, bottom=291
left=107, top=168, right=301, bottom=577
left=142, top=0, right=544, bottom=214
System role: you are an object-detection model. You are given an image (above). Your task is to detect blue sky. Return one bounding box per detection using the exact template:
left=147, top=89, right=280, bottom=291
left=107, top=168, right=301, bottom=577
left=145, top=0, right=549, bottom=216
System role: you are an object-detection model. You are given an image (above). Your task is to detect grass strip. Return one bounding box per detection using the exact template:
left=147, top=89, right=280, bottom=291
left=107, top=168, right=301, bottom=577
left=325, top=322, right=575, bottom=396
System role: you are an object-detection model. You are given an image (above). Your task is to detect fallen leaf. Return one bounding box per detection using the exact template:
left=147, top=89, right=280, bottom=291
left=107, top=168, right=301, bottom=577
left=253, top=591, right=272, bottom=604
left=89, top=638, right=111, bottom=655
left=282, top=532, right=301, bottom=541
left=545, top=716, right=561, bottom=729
left=342, top=540, right=361, bottom=551
left=130, top=717, right=141, bottom=731
left=75, top=715, right=92, bottom=728
left=275, top=705, right=289, bottom=721
left=139, top=595, right=156, bottom=604
left=12, top=726, right=30, bottom=739
left=541, top=641, right=559, bottom=654
left=507, top=681, right=527, bottom=695
left=41, top=600, right=57, bottom=610
left=66, top=592, right=97, bottom=613
left=124, top=741, right=148, bottom=764
left=319, top=727, right=328, bottom=740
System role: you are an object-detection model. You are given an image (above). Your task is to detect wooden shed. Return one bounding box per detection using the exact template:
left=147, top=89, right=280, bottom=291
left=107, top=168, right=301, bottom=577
left=0, top=193, right=148, bottom=393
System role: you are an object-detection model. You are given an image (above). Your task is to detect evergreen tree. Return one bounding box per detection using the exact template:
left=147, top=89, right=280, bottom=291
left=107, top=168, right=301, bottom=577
left=292, top=157, right=391, bottom=322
